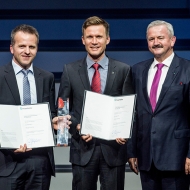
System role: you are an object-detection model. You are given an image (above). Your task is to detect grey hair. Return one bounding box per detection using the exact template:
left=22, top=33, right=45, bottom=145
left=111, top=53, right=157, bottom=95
left=146, top=20, right=174, bottom=38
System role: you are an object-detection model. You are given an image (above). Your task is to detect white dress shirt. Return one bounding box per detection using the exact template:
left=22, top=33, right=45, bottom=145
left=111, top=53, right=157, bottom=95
left=147, top=53, right=174, bottom=102
left=12, top=61, right=37, bottom=105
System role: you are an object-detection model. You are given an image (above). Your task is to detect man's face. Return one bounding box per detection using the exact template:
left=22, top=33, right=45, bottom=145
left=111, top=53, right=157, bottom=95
left=82, top=25, right=110, bottom=61
left=147, top=25, right=176, bottom=62
left=10, top=31, right=38, bottom=69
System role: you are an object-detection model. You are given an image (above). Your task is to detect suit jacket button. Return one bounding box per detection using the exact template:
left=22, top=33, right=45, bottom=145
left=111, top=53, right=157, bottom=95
left=152, top=131, right=156, bottom=134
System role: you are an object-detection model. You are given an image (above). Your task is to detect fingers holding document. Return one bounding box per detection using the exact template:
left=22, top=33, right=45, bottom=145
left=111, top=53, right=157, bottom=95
left=14, top=143, right=32, bottom=153
left=81, top=134, right=93, bottom=142
left=78, top=124, right=93, bottom=142
left=116, top=138, right=127, bottom=145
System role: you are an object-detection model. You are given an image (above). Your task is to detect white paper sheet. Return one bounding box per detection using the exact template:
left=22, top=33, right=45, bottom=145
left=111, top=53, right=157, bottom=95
left=0, top=103, right=55, bottom=148
left=80, top=91, right=136, bottom=140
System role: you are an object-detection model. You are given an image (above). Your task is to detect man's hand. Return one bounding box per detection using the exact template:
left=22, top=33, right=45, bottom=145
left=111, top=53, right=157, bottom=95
left=52, top=115, right=71, bottom=130
left=14, top=143, right=32, bottom=153
left=76, top=124, right=81, bottom=131
left=77, top=124, right=93, bottom=142
left=81, top=134, right=93, bottom=142
left=116, top=138, right=127, bottom=145
left=185, top=157, right=190, bottom=175
left=128, top=158, right=138, bottom=175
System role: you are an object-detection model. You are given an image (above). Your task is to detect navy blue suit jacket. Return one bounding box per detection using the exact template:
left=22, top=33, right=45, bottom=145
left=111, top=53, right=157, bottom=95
left=128, top=54, right=190, bottom=171
left=0, top=63, right=56, bottom=176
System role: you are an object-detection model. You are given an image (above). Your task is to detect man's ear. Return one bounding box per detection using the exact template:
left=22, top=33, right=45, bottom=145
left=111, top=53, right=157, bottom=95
left=10, top=45, right=14, bottom=54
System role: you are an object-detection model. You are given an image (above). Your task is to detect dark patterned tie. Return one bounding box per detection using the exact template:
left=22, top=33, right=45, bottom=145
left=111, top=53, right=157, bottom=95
left=150, top=63, right=164, bottom=111
left=21, top=69, right=31, bottom=105
left=91, top=63, right=101, bottom=93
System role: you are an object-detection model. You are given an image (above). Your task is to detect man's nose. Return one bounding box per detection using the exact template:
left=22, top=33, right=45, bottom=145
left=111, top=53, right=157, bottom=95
left=153, top=38, right=159, bottom=45
left=25, top=47, right=30, bottom=54
left=92, top=37, right=98, bottom=44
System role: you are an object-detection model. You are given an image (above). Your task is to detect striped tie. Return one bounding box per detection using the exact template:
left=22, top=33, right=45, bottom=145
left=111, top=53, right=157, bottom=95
left=21, top=69, right=31, bottom=105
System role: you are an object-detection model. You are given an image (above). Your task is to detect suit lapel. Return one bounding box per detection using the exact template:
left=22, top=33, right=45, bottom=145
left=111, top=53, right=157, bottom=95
left=33, top=66, right=43, bottom=103
left=78, top=59, right=91, bottom=90
left=142, top=61, right=153, bottom=113
left=155, top=55, right=179, bottom=112
left=104, top=59, right=116, bottom=94
left=4, top=63, right=21, bottom=105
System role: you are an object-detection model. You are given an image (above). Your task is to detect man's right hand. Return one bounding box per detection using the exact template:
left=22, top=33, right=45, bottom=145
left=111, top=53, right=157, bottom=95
left=76, top=124, right=93, bottom=142
left=128, top=158, right=138, bottom=175
left=52, top=115, right=71, bottom=130
left=14, top=143, right=32, bottom=153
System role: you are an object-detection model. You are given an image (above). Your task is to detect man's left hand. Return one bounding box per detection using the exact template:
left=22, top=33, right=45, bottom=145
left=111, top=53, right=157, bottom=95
left=116, top=138, right=127, bottom=145
left=185, top=157, right=190, bottom=175
left=81, top=134, right=93, bottom=142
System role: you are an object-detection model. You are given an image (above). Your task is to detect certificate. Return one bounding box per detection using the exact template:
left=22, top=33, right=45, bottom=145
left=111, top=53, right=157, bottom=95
left=80, top=91, right=136, bottom=140
left=0, top=103, right=55, bottom=148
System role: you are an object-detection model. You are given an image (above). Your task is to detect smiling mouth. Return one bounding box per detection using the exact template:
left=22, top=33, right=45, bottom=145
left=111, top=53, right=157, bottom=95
left=91, top=46, right=99, bottom=49
left=22, top=56, right=31, bottom=58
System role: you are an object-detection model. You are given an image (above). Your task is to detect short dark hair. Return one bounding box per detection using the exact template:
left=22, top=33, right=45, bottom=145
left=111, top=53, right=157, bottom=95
left=82, top=16, right=109, bottom=37
left=11, top=24, right=39, bottom=45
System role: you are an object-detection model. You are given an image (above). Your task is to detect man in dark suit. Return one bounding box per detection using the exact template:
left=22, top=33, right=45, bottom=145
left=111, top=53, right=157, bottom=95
left=56, top=16, right=134, bottom=190
left=0, top=24, right=56, bottom=190
left=128, top=20, right=190, bottom=189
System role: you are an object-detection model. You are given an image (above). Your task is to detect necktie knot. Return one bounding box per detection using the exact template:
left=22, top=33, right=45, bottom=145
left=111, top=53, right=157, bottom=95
left=21, top=69, right=30, bottom=76
left=157, top=63, right=164, bottom=70
left=92, top=63, right=100, bottom=71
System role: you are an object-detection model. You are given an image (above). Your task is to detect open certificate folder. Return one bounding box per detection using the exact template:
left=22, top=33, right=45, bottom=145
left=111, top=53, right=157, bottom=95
left=80, top=91, right=136, bottom=140
left=0, top=103, right=55, bottom=149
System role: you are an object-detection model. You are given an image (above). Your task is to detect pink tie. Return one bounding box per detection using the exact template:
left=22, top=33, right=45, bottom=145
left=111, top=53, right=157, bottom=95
left=150, top=63, right=164, bottom=112
left=91, top=63, right=101, bottom=93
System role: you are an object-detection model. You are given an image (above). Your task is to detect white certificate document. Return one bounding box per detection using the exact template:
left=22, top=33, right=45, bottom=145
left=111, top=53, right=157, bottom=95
left=0, top=103, right=55, bottom=148
left=80, top=91, right=136, bottom=140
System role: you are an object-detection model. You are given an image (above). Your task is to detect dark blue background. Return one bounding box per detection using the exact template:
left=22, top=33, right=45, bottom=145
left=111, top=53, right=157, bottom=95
left=1, top=0, right=190, bottom=81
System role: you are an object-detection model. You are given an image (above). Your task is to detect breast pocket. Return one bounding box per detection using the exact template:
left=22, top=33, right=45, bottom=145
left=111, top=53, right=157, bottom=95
left=169, top=85, right=183, bottom=91
left=166, top=84, right=184, bottom=102
left=174, top=129, right=190, bottom=138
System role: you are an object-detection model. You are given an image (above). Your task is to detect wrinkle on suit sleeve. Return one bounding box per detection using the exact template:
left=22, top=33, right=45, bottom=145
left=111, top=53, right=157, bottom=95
left=122, top=66, right=134, bottom=95
left=49, top=74, right=56, bottom=119
left=127, top=66, right=137, bottom=159
left=188, top=83, right=190, bottom=158
left=127, top=113, right=138, bottom=159
left=58, top=64, right=80, bottom=138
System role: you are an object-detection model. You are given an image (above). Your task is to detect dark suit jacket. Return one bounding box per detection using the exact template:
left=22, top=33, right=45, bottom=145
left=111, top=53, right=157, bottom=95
left=127, top=54, right=190, bottom=171
left=58, top=57, right=134, bottom=167
left=0, top=62, right=56, bottom=176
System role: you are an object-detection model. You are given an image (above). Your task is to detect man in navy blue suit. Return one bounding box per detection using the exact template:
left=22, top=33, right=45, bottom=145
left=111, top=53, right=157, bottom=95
left=0, top=24, right=56, bottom=190
left=128, top=20, right=190, bottom=189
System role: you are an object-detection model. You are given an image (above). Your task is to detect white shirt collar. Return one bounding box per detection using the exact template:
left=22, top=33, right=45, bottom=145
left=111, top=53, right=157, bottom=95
left=86, top=54, right=108, bottom=69
left=152, top=52, right=174, bottom=68
left=12, top=60, right=34, bottom=75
